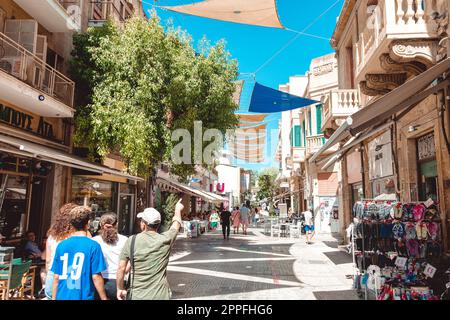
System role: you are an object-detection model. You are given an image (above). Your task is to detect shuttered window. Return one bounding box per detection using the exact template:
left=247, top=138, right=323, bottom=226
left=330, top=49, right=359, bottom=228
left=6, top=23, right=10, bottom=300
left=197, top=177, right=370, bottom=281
left=316, top=104, right=323, bottom=135
left=294, top=125, right=301, bottom=147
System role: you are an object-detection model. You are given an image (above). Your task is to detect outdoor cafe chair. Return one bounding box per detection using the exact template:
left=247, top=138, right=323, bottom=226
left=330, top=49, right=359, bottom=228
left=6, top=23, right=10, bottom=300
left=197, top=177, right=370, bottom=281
left=271, top=223, right=281, bottom=237
left=0, top=258, right=33, bottom=300
left=289, top=223, right=301, bottom=239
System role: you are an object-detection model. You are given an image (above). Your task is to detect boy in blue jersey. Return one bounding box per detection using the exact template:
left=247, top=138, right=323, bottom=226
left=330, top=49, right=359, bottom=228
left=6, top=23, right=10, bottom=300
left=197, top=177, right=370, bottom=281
left=51, top=206, right=107, bottom=300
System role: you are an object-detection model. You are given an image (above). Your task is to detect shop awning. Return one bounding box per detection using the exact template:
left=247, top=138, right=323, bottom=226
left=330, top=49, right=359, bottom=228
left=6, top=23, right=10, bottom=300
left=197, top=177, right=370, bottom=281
left=309, top=57, right=450, bottom=163
left=317, top=122, right=394, bottom=170
left=162, top=0, right=284, bottom=29
left=249, top=82, right=318, bottom=113
left=156, top=174, right=224, bottom=203
left=0, top=133, right=144, bottom=181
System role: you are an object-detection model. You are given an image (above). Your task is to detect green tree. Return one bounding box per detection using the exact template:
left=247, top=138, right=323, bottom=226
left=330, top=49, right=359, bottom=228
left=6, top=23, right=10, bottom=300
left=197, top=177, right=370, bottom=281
left=256, top=167, right=279, bottom=201
left=70, top=14, right=239, bottom=177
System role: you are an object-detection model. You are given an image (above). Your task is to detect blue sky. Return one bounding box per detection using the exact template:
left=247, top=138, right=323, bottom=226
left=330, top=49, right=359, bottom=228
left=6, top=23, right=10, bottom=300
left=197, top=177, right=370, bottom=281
left=143, top=0, right=343, bottom=172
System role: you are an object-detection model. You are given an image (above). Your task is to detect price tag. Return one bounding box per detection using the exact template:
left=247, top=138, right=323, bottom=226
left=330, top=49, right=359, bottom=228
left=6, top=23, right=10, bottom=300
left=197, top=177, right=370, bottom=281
left=395, top=257, right=407, bottom=268
left=424, top=198, right=434, bottom=208
left=423, top=264, right=437, bottom=278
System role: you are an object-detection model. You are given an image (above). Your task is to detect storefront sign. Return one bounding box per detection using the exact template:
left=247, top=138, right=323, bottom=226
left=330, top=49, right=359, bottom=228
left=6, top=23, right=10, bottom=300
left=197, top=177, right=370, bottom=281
left=0, top=103, right=55, bottom=140
left=368, top=131, right=394, bottom=180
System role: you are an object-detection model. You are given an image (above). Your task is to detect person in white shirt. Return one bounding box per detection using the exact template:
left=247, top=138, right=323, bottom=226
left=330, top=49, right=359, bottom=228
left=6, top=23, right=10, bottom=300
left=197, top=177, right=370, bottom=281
left=93, top=213, right=128, bottom=300
left=303, top=210, right=315, bottom=244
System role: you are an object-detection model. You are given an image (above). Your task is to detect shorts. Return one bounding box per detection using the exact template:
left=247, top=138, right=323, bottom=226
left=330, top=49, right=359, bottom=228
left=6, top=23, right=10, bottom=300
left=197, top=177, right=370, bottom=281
left=305, top=225, right=315, bottom=232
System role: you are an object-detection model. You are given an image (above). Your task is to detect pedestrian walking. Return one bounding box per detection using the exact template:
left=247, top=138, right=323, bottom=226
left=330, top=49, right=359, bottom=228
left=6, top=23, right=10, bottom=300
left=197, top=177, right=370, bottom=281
left=51, top=206, right=107, bottom=300
left=93, top=213, right=129, bottom=300
left=116, top=199, right=184, bottom=300
left=231, top=207, right=241, bottom=234
left=219, top=203, right=231, bottom=240
left=304, top=209, right=315, bottom=244
left=209, top=210, right=220, bottom=231
left=240, top=202, right=250, bottom=235
left=253, top=207, right=260, bottom=227
left=43, top=203, right=77, bottom=299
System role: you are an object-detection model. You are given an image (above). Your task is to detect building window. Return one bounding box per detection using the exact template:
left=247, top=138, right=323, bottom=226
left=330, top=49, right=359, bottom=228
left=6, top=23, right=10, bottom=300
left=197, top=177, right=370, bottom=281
left=316, top=104, right=323, bottom=135
left=417, top=133, right=438, bottom=202
left=292, top=125, right=301, bottom=147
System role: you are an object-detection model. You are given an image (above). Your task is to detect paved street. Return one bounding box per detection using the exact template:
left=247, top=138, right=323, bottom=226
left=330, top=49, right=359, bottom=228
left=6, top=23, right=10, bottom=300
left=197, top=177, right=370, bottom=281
left=167, top=227, right=361, bottom=300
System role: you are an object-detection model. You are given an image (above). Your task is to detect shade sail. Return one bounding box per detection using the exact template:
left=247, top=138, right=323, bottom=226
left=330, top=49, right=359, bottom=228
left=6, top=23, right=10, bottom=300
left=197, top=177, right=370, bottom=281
left=162, top=0, right=284, bottom=29
left=249, top=82, right=319, bottom=113
left=0, top=133, right=143, bottom=181
left=237, top=113, right=269, bottom=122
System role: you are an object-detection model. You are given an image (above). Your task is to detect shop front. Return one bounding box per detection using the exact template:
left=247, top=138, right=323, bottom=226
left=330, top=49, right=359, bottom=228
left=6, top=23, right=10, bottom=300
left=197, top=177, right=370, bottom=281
left=0, top=100, right=71, bottom=245
left=0, top=133, right=143, bottom=244
left=70, top=174, right=137, bottom=236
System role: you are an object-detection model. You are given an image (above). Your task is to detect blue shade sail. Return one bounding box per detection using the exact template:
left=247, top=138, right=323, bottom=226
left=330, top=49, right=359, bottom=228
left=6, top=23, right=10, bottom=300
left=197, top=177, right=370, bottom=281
left=248, top=82, right=319, bottom=113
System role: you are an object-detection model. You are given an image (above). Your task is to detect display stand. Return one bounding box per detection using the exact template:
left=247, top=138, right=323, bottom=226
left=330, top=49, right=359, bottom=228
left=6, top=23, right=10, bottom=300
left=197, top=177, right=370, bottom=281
left=352, top=199, right=443, bottom=300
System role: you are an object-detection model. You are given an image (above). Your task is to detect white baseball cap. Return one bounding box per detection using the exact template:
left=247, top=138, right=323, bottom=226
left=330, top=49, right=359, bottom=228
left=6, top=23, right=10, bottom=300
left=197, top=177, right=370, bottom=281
left=137, top=208, right=161, bottom=225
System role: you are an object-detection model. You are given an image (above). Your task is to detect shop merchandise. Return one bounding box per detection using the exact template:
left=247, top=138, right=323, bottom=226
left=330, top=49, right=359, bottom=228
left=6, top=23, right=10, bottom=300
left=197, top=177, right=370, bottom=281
left=351, top=200, right=443, bottom=300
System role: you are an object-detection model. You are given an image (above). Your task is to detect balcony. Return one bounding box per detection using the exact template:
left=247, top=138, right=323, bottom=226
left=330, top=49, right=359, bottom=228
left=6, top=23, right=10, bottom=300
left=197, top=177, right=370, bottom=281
left=12, top=1, right=81, bottom=32
left=322, top=89, right=360, bottom=134
left=306, top=135, right=326, bottom=157
left=292, top=147, right=306, bottom=164
left=0, top=31, right=75, bottom=117
left=355, top=0, right=446, bottom=81
left=89, top=1, right=134, bottom=27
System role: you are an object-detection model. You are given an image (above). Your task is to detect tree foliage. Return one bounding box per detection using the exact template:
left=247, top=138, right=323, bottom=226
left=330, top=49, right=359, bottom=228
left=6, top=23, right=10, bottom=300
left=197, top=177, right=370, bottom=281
left=256, top=167, right=279, bottom=201
left=70, top=14, right=239, bottom=177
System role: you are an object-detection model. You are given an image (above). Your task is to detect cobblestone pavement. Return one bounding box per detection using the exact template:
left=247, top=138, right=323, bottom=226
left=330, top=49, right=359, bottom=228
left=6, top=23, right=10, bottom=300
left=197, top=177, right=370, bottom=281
left=167, top=227, right=361, bottom=300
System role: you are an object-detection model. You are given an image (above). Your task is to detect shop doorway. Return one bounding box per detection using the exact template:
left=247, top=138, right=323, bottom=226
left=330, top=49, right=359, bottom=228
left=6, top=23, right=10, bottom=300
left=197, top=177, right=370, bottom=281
left=27, top=177, right=46, bottom=242
left=118, top=194, right=134, bottom=236
left=417, top=133, right=438, bottom=202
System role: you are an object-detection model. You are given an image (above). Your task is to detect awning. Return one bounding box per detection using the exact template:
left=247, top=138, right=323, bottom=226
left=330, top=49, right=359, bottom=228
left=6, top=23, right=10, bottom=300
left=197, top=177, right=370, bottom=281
left=249, top=82, right=319, bottom=113
left=317, top=122, right=394, bottom=170
left=0, top=133, right=144, bottom=181
left=162, top=0, right=284, bottom=29
left=156, top=174, right=226, bottom=203
left=310, top=57, right=450, bottom=163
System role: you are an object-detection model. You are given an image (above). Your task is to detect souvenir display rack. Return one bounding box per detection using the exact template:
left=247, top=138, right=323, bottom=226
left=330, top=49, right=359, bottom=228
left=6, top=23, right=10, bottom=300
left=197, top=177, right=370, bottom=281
left=351, top=199, right=443, bottom=300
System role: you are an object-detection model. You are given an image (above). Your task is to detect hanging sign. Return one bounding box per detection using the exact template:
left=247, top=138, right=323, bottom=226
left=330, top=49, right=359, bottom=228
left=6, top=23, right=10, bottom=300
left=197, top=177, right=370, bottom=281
left=395, top=257, right=407, bottom=268
left=424, top=198, right=434, bottom=208
left=423, top=264, right=437, bottom=278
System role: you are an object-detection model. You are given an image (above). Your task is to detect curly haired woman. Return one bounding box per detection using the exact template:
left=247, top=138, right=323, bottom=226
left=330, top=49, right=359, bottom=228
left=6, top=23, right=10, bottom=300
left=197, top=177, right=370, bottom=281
left=43, top=203, right=77, bottom=299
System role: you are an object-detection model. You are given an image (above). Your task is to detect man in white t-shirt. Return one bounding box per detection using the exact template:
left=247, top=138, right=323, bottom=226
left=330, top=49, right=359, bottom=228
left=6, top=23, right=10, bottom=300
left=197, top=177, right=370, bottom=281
left=303, top=210, right=315, bottom=244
